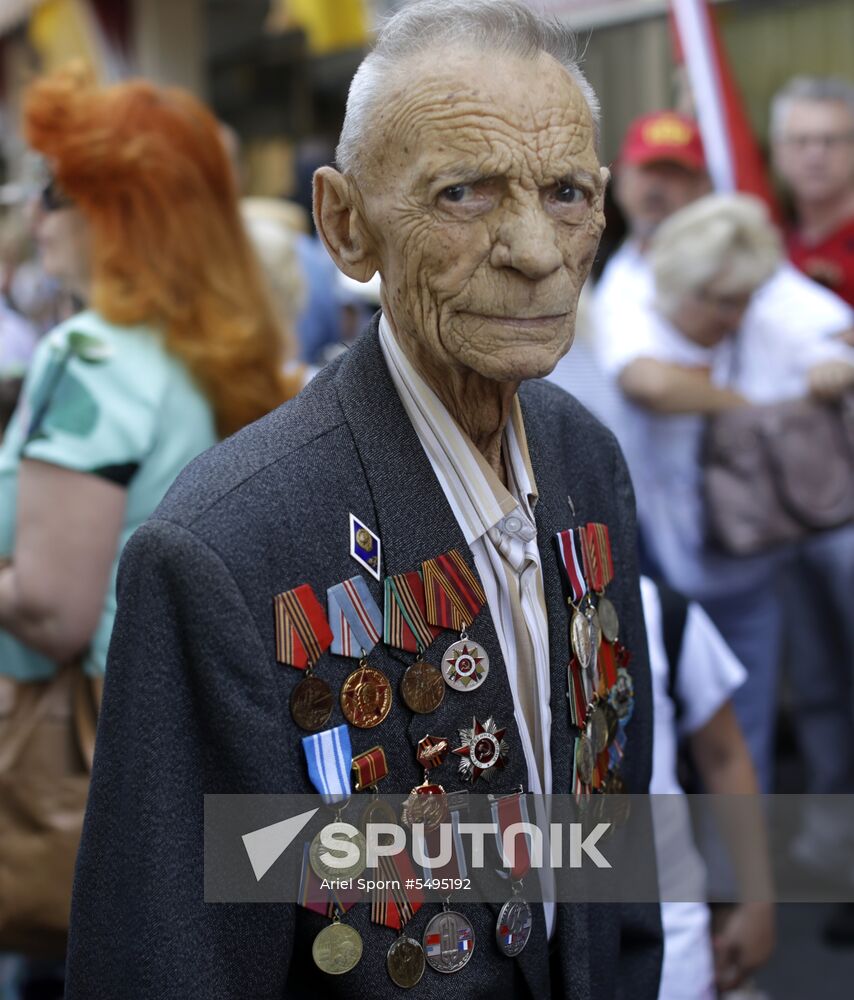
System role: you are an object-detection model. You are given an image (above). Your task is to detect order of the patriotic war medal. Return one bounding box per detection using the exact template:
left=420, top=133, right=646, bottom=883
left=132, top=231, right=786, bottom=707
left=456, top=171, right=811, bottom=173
left=574, top=733, right=595, bottom=786
left=496, top=897, right=533, bottom=957
left=312, top=919, right=363, bottom=975
left=422, top=909, right=475, bottom=973
left=387, top=934, right=426, bottom=988
left=309, top=826, right=367, bottom=880
left=401, top=659, right=445, bottom=714
left=442, top=633, right=490, bottom=692
left=340, top=664, right=392, bottom=728
left=289, top=673, right=333, bottom=731
left=452, top=716, right=508, bottom=784
left=597, top=595, right=620, bottom=643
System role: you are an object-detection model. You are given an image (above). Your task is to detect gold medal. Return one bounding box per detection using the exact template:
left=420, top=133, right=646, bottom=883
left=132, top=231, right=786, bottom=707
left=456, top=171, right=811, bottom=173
left=340, top=662, right=392, bottom=728
left=289, top=672, right=333, bottom=731
left=312, top=918, right=363, bottom=975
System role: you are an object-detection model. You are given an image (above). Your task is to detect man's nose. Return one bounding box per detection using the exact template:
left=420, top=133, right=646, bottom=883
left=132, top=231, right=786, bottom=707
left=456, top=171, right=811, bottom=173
left=491, top=199, right=563, bottom=280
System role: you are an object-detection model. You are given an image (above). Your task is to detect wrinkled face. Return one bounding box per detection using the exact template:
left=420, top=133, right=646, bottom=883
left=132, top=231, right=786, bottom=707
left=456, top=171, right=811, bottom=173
left=615, top=161, right=710, bottom=241
left=356, top=48, right=607, bottom=382
left=773, top=99, right=854, bottom=203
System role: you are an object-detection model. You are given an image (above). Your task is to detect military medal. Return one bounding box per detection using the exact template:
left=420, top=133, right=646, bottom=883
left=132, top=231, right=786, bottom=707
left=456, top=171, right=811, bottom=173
left=349, top=512, right=381, bottom=581
left=452, top=716, right=508, bottom=784
left=400, top=659, right=445, bottom=714
left=581, top=522, right=619, bottom=644
left=327, top=575, right=383, bottom=660
left=554, top=528, right=597, bottom=672
left=387, top=935, right=425, bottom=988
left=341, top=661, right=393, bottom=728
left=312, top=913, right=363, bottom=975
left=402, top=735, right=449, bottom=832
left=423, top=905, right=475, bottom=973
left=351, top=745, right=389, bottom=792
left=383, top=570, right=445, bottom=713
left=490, top=790, right=534, bottom=957
left=422, top=549, right=489, bottom=691
left=309, top=825, right=367, bottom=880
left=574, top=732, right=595, bottom=786
left=586, top=702, right=610, bottom=755
left=441, top=631, right=490, bottom=692
left=597, top=596, right=619, bottom=644
left=274, top=584, right=335, bottom=730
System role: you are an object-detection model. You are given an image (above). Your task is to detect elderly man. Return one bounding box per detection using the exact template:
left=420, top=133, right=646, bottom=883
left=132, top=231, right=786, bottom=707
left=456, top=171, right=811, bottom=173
left=771, top=76, right=854, bottom=309
left=64, top=2, right=661, bottom=997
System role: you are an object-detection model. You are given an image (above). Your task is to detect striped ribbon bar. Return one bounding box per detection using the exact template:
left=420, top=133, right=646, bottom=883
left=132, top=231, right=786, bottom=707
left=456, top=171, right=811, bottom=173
left=372, top=847, right=424, bottom=931
left=273, top=583, right=333, bottom=668
left=422, top=548, right=486, bottom=632
left=298, top=842, right=363, bottom=917
left=301, top=724, right=352, bottom=805
left=351, top=745, right=388, bottom=791
left=383, top=570, right=441, bottom=653
left=581, top=523, right=614, bottom=593
left=327, top=576, right=383, bottom=658
left=553, top=528, right=588, bottom=602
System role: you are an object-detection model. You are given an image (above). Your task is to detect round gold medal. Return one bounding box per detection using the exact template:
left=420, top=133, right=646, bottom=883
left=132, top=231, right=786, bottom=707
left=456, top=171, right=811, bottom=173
left=312, top=921, right=363, bottom=975
left=290, top=674, right=333, bottom=732
left=400, top=660, right=445, bottom=714
left=387, top=935, right=425, bottom=988
left=340, top=665, right=392, bottom=728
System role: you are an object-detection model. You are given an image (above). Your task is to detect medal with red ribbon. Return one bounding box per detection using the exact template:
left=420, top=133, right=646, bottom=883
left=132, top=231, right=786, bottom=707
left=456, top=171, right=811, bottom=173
left=581, top=523, right=621, bottom=645
left=275, top=584, right=336, bottom=731
left=489, top=790, right=534, bottom=957
left=383, top=570, right=441, bottom=653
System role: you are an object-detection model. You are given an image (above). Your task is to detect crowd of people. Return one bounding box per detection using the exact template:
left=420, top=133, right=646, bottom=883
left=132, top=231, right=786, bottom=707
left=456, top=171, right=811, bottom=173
left=0, top=2, right=852, bottom=997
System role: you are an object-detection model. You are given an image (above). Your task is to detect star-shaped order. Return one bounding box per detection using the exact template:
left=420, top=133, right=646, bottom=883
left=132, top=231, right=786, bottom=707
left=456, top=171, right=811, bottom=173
left=447, top=644, right=485, bottom=685
left=452, top=716, right=508, bottom=783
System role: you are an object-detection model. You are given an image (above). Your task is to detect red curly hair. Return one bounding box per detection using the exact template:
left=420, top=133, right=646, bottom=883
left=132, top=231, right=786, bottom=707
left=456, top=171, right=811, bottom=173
left=24, top=65, right=300, bottom=438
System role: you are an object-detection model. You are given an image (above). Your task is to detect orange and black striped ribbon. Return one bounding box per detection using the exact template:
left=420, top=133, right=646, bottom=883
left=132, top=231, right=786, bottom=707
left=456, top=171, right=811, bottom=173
left=383, top=570, right=441, bottom=653
left=273, top=583, right=333, bottom=668
left=581, top=523, right=614, bottom=593
left=371, top=847, right=423, bottom=931
left=422, top=548, right=486, bottom=632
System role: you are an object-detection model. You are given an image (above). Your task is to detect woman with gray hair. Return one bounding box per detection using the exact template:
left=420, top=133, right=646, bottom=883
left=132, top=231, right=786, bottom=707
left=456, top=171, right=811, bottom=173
left=597, top=191, right=854, bottom=795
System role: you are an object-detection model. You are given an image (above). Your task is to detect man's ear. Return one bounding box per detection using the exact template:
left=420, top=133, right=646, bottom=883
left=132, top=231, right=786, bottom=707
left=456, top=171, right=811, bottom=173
left=313, top=167, right=379, bottom=282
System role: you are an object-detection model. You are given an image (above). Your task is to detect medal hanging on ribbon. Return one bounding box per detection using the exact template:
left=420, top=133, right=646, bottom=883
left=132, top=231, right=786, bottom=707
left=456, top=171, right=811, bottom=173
left=299, top=724, right=366, bottom=975
left=328, top=576, right=393, bottom=730
left=422, top=549, right=490, bottom=693
left=384, top=571, right=445, bottom=715
left=581, top=522, right=620, bottom=644
left=275, top=584, right=335, bottom=732
left=490, top=790, right=534, bottom=957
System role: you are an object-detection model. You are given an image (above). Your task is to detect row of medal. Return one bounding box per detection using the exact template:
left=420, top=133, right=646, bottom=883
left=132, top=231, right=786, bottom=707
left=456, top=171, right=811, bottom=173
left=275, top=544, right=493, bottom=733
left=299, top=722, right=534, bottom=986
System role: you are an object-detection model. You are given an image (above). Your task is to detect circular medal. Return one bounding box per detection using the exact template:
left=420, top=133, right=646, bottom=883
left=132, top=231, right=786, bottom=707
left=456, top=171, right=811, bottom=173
left=401, top=782, right=448, bottom=832
left=341, top=665, right=392, bottom=728
left=422, top=909, right=475, bottom=973
left=570, top=610, right=594, bottom=671
left=401, top=660, right=445, bottom=714
left=609, top=667, right=635, bottom=723
left=495, top=897, right=533, bottom=957
left=387, top=935, right=425, bottom=988
left=587, top=704, right=609, bottom=756
left=574, top=734, right=595, bottom=786
left=309, top=825, right=367, bottom=880
left=442, top=637, right=489, bottom=691
left=452, top=716, right=508, bottom=784
left=290, top=674, right=333, bottom=732
left=597, top=596, right=620, bottom=643
left=312, top=921, right=363, bottom=975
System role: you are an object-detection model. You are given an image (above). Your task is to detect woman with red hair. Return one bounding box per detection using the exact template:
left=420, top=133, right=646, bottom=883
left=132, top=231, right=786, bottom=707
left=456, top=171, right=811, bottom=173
left=0, top=65, right=299, bottom=684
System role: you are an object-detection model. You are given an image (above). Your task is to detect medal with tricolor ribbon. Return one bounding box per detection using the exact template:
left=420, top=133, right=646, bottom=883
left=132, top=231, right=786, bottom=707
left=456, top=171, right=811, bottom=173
left=422, top=549, right=490, bottom=694
left=385, top=570, right=446, bottom=716
left=489, top=790, right=534, bottom=957
left=328, top=576, right=383, bottom=658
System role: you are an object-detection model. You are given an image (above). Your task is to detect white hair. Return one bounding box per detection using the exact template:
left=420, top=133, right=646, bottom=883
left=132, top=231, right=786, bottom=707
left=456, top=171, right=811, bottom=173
left=650, top=193, right=782, bottom=318
left=336, top=0, right=599, bottom=176
left=770, top=76, right=854, bottom=138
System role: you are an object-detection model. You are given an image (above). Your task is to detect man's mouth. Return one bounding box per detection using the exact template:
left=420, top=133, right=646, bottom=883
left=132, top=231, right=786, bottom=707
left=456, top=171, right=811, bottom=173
left=458, top=311, right=570, bottom=329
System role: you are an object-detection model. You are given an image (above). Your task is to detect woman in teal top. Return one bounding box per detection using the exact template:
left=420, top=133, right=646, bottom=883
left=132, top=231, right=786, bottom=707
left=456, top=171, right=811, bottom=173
left=0, top=67, right=301, bottom=683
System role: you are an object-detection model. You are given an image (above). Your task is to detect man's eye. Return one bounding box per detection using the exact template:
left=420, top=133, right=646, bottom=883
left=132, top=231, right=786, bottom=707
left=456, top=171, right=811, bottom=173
left=554, top=183, right=585, bottom=204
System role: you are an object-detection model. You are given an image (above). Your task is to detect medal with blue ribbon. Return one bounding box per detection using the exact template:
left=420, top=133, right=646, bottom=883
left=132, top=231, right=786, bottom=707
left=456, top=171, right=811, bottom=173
left=327, top=576, right=383, bottom=658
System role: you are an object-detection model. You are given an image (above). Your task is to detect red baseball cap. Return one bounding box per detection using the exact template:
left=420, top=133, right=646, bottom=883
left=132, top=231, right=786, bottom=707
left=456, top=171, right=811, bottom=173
left=619, top=111, right=706, bottom=172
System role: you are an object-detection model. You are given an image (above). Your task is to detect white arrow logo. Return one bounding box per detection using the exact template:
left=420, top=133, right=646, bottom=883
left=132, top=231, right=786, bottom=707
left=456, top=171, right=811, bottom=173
left=241, top=807, right=319, bottom=881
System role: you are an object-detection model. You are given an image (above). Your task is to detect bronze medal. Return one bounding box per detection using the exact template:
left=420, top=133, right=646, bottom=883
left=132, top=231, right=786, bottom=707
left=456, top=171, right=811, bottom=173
left=597, top=596, right=619, bottom=643
left=312, top=920, right=363, bottom=975
left=341, top=664, right=392, bottom=728
left=309, top=826, right=366, bottom=880
left=587, top=704, right=609, bottom=756
left=387, top=935, right=425, bottom=988
left=290, top=673, right=333, bottom=731
left=574, top=733, right=594, bottom=786
left=401, top=781, right=449, bottom=832
left=401, top=660, right=445, bottom=714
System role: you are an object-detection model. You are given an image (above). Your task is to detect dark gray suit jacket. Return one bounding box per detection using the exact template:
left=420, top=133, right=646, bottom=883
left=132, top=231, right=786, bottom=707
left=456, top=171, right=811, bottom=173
left=64, top=316, right=662, bottom=999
